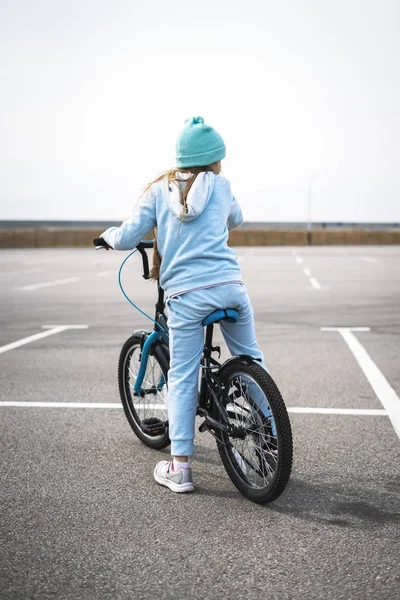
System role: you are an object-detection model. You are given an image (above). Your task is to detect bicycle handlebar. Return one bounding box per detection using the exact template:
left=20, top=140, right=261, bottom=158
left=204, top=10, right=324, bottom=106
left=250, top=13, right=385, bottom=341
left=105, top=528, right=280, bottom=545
left=93, top=237, right=154, bottom=280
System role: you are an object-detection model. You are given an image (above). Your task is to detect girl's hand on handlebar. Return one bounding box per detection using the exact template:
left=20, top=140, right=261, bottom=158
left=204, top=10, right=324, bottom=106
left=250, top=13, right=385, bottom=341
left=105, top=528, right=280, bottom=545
left=93, top=237, right=113, bottom=251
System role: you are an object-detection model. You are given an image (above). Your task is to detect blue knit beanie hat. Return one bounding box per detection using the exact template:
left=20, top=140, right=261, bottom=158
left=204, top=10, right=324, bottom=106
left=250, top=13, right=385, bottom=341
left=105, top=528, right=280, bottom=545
left=175, top=116, right=226, bottom=168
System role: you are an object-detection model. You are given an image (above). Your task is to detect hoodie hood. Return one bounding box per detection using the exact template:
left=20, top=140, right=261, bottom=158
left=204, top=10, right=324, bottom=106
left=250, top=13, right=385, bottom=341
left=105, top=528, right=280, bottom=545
left=167, top=171, right=215, bottom=222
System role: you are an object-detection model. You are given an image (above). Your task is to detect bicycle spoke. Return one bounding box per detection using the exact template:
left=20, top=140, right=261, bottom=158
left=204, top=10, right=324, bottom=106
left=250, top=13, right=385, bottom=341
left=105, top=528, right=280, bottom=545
left=127, top=348, right=168, bottom=425
left=224, top=372, right=279, bottom=490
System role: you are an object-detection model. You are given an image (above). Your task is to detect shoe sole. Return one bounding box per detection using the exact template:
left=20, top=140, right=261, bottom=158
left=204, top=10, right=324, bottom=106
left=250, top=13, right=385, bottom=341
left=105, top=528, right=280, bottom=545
left=154, top=472, right=194, bottom=493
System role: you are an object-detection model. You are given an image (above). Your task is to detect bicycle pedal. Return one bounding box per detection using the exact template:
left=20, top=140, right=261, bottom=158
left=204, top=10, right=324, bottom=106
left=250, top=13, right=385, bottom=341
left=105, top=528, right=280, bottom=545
left=141, top=417, right=167, bottom=437
left=198, top=420, right=209, bottom=433
left=211, top=345, right=221, bottom=358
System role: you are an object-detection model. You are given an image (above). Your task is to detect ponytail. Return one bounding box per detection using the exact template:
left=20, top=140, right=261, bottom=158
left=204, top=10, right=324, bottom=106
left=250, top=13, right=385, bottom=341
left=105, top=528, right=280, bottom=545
left=144, top=165, right=213, bottom=281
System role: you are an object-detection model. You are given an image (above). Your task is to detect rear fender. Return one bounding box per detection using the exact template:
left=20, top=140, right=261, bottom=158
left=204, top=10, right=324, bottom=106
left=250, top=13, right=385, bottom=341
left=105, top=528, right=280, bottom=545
left=219, top=355, right=262, bottom=372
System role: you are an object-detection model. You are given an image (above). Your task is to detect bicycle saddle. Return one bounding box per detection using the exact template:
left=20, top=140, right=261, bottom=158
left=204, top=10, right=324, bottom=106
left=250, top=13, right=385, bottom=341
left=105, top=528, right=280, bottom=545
left=202, top=308, right=239, bottom=326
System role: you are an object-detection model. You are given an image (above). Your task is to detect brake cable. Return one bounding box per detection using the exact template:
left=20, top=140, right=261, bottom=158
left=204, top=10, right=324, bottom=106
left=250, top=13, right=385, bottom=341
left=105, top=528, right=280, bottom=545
left=118, top=249, right=167, bottom=332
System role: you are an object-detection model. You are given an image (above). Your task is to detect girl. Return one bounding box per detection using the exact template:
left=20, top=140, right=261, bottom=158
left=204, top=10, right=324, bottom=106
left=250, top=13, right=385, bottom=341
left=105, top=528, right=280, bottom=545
left=101, top=116, right=265, bottom=493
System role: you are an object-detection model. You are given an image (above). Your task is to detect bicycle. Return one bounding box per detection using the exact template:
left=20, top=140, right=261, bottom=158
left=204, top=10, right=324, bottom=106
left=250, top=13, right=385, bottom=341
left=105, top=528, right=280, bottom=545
left=94, top=237, right=293, bottom=503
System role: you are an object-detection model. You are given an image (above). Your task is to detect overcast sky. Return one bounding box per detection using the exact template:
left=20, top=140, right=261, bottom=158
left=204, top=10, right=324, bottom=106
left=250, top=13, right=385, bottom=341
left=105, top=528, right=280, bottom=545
left=1, top=0, right=399, bottom=222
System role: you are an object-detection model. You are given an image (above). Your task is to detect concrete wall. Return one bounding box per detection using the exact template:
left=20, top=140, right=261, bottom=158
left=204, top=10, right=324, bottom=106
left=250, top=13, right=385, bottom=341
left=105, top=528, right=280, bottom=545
left=1, top=227, right=400, bottom=248
left=0, top=228, right=100, bottom=249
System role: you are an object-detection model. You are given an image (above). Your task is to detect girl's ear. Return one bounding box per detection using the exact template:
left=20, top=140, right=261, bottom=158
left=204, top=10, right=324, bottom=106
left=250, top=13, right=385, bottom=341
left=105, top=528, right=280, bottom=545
left=209, top=160, right=222, bottom=174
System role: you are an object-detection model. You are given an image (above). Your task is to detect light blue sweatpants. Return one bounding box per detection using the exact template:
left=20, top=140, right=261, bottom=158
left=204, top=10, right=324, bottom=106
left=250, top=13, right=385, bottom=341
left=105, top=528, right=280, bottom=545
left=165, top=282, right=268, bottom=457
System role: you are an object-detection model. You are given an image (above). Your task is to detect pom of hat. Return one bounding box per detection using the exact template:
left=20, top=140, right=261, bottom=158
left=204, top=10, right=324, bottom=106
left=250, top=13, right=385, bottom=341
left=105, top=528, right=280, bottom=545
left=184, top=116, right=204, bottom=125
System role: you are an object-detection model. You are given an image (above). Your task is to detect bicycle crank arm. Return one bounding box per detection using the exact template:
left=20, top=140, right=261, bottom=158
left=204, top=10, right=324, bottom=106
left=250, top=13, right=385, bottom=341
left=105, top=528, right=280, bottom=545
left=199, top=415, right=231, bottom=435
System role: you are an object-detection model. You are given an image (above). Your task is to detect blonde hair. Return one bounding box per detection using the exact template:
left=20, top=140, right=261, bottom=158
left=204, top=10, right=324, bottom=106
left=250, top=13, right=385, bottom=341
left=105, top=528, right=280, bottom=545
left=144, top=165, right=214, bottom=280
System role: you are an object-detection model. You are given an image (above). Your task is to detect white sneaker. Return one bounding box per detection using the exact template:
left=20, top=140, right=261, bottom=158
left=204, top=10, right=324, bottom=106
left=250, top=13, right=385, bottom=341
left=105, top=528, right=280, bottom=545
left=153, top=460, right=194, bottom=493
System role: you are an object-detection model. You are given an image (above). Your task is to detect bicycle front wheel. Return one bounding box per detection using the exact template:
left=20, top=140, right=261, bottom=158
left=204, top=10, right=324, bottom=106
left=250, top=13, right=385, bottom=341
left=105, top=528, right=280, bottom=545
left=216, top=359, right=293, bottom=504
left=118, top=334, right=170, bottom=449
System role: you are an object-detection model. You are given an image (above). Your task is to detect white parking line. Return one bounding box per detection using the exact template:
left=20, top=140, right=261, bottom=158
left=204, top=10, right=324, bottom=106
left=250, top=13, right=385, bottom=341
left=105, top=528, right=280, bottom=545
left=288, top=407, right=386, bottom=416
left=0, top=267, right=43, bottom=279
left=321, top=327, right=400, bottom=439
left=309, top=277, right=321, bottom=290
left=0, top=325, right=88, bottom=354
left=360, top=256, right=377, bottom=264
left=0, top=402, right=388, bottom=416
left=294, top=256, right=321, bottom=289
left=96, top=271, right=115, bottom=277
left=15, top=277, right=79, bottom=291
left=0, top=402, right=122, bottom=408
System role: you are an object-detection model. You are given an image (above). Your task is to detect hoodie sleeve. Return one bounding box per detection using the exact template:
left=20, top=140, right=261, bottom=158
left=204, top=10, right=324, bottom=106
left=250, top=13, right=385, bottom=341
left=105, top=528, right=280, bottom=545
left=227, top=193, right=243, bottom=230
left=101, top=190, right=157, bottom=250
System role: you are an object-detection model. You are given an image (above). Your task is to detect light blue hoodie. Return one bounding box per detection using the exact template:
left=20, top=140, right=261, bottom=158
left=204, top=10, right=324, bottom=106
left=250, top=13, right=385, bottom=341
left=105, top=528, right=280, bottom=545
left=101, top=172, right=243, bottom=297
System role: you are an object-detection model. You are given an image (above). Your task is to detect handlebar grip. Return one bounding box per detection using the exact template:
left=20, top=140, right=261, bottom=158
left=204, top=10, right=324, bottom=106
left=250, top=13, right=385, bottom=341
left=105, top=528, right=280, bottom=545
left=137, top=240, right=154, bottom=250
left=93, top=237, right=111, bottom=249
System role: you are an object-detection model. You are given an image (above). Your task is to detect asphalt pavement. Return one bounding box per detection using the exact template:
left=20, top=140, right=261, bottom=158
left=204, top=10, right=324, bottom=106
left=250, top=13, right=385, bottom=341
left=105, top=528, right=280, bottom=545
left=1, top=246, right=399, bottom=600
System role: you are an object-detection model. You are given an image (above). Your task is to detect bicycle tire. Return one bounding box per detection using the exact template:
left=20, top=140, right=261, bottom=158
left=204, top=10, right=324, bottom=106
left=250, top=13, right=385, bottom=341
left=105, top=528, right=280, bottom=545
left=118, top=334, right=170, bottom=449
left=215, top=359, right=293, bottom=504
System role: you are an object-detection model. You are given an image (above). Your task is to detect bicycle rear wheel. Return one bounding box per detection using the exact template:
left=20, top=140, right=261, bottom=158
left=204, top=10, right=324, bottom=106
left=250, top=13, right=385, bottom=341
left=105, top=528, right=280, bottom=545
left=216, top=359, right=292, bottom=503
left=118, top=333, right=170, bottom=449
